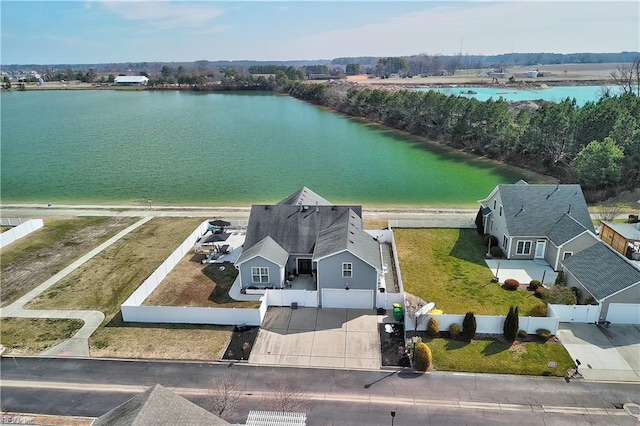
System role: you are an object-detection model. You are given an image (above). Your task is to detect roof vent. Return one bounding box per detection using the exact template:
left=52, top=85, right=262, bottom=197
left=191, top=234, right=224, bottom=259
left=515, top=205, right=525, bottom=217
left=265, top=205, right=269, bottom=210
left=546, top=184, right=560, bottom=199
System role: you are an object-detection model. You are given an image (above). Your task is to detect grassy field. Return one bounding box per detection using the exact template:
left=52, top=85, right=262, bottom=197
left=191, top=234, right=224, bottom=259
left=144, top=253, right=260, bottom=308
left=0, top=318, right=84, bottom=354
left=394, top=228, right=540, bottom=315
left=90, top=313, right=233, bottom=360
left=20, top=217, right=234, bottom=359
left=0, top=216, right=138, bottom=307
left=27, top=217, right=204, bottom=319
left=422, top=336, right=574, bottom=377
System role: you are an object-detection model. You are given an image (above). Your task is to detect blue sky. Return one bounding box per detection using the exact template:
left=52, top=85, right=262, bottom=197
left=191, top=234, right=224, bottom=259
left=2, top=1, right=639, bottom=65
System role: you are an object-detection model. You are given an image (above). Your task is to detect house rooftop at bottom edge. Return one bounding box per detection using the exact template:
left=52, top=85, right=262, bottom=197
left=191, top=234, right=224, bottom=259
left=234, top=186, right=384, bottom=309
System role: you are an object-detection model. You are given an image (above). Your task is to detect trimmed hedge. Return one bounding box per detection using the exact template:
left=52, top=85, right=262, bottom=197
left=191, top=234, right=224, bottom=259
left=534, top=287, right=546, bottom=298
left=503, top=278, right=520, bottom=290
left=462, top=312, right=477, bottom=340
left=536, top=329, right=552, bottom=341
left=528, top=280, right=541, bottom=290
left=448, top=323, right=460, bottom=338
left=528, top=303, right=548, bottom=317
left=413, top=342, right=432, bottom=372
left=426, top=317, right=440, bottom=337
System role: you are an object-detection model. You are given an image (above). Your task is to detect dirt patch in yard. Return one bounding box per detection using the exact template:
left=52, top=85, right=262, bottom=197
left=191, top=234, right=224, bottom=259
left=0, top=216, right=138, bottom=307
left=221, top=325, right=259, bottom=361
left=144, top=254, right=260, bottom=308
left=379, top=323, right=410, bottom=367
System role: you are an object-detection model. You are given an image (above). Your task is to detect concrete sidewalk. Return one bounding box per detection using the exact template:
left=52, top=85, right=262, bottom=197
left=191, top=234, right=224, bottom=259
left=0, top=216, right=153, bottom=357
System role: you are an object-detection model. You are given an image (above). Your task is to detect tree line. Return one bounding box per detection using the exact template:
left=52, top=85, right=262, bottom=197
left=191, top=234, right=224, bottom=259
left=286, top=81, right=640, bottom=199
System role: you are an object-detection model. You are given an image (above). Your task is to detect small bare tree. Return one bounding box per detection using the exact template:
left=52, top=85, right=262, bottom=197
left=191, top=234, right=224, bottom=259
left=610, top=58, right=640, bottom=96
left=595, top=202, right=623, bottom=223
left=209, top=373, right=246, bottom=417
left=267, top=376, right=309, bottom=413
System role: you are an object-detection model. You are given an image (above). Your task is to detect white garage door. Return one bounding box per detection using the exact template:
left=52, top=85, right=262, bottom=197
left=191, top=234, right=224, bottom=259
left=606, top=303, right=640, bottom=324
left=322, top=289, right=373, bottom=309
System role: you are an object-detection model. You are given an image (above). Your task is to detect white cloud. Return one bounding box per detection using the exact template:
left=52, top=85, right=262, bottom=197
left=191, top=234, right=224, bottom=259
left=285, top=2, right=639, bottom=58
left=99, top=1, right=225, bottom=30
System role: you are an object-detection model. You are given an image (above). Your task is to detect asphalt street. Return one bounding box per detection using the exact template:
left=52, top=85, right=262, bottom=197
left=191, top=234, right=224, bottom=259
left=1, top=357, right=639, bottom=425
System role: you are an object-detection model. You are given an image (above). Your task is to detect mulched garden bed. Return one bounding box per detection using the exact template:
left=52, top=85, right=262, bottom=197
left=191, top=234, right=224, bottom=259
left=221, top=325, right=259, bottom=361
left=379, top=323, right=410, bottom=367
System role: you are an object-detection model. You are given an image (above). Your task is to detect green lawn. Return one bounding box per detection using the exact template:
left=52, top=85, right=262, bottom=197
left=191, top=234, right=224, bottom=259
left=394, top=228, right=540, bottom=315
left=422, top=336, right=574, bottom=377
left=0, top=318, right=84, bottom=355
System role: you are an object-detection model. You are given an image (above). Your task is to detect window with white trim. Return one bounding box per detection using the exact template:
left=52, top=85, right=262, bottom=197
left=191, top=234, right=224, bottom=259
left=251, top=267, right=269, bottom=283
left=342, top=262, right=352, bottom=278
left=516, top=241, right=532, bottom=255
left=499, top=205, right=503, bottom=216
left=503, top=235, right=508, bottom=249
left=493, top=200, right=497, bottom=209
left=563, top=251, right=573, bottom=260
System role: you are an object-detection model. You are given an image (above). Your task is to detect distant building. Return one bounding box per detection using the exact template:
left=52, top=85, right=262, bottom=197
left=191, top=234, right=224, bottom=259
left=114, top=75, right=149, bottom=86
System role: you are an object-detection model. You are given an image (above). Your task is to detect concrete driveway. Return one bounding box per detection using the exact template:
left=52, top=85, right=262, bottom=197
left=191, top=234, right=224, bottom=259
left=557, top=323, right=640, bottom=383
left=249, top=307, right=382, bottom=370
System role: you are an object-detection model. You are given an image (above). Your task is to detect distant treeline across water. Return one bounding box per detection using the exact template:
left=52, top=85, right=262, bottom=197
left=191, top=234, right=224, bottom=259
left=288, top=82, right=640, bottom=201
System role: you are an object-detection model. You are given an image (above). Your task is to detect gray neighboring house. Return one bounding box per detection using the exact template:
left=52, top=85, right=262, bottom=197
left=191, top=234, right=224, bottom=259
left=478, top=181, right=596, bottom=271
left=235, top=187, right=383, bottom=309
left=91, top=384, right=229, bottom=425
left=562, top=241, right=640, bottom=324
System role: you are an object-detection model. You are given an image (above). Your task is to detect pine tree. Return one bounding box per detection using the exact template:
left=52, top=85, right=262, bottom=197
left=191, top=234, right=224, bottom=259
left=503, top=306, right=519, bottom=342
left=462, top=312, right=476, bottom=340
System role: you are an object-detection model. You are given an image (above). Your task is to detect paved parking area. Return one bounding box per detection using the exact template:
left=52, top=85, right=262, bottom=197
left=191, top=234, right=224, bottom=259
left=557, top=323, right=640, bottom=383
left=249, top=307, right=383, bottom=370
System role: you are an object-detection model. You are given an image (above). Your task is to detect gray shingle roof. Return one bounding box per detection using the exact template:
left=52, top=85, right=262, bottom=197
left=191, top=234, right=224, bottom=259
left=278, top=186, right=332, bottom=207
left=313, top=209, right=382, bottom=269
left=547, top=214, right=590, bottom=245
left=243, top=204, right=362, bottom=255
left=92, top=384, right=229, bottom=426
left=496, top=184, right=594, bottom=237
left=603, top=221, right=640, bottom=241
left=236, top=235, right=288, bottom=266
left=562, top=242, right=640, bottom=300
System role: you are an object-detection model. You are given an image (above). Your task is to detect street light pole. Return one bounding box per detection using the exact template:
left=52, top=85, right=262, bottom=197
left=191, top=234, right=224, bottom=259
left=148, top=199, right=152, bottom=210
left=390, top=410, right=396, bottom=426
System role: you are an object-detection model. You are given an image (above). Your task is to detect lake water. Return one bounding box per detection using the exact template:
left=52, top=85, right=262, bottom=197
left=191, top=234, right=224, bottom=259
left=417, top=85, right=618, bottom=106
left=1, top=90, right=522, bottom=207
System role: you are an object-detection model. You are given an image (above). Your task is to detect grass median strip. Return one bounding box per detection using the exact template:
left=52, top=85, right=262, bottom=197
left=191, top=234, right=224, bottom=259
left=424, top=336, right=574, bottom=377
left=394, top=228, right=539, bottom=315
left=0, top=318, right=84, bottom=355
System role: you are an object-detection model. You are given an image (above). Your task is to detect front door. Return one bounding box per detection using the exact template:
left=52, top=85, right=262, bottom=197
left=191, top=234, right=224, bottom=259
left=535, top=240, right=546, bottom=259
left=298, top=258, right=312, bottom=275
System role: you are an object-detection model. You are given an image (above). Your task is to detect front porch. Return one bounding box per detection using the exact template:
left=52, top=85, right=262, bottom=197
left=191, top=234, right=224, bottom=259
left=484, top=258, right=558, bottom=285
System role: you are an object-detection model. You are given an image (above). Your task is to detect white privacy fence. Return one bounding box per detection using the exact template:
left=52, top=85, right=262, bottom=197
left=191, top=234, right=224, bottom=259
left=406, top=312, right=560, bottom=334
left=264, top=289, right=319, bottom=308
left=0, top=218, right=44, bottom=248
left=120, top=305, right=263, bottom=326
left=548, top=304, right=600, bottom=323
left=120, top=220, right=267, bottom=326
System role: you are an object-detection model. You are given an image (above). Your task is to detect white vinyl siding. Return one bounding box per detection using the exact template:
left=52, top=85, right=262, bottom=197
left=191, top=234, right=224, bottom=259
left=516, top=241, right=532, bottom=255
left=251, top=267, right=269, bottom=283
left=342, top=262, right=353, bottom=278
